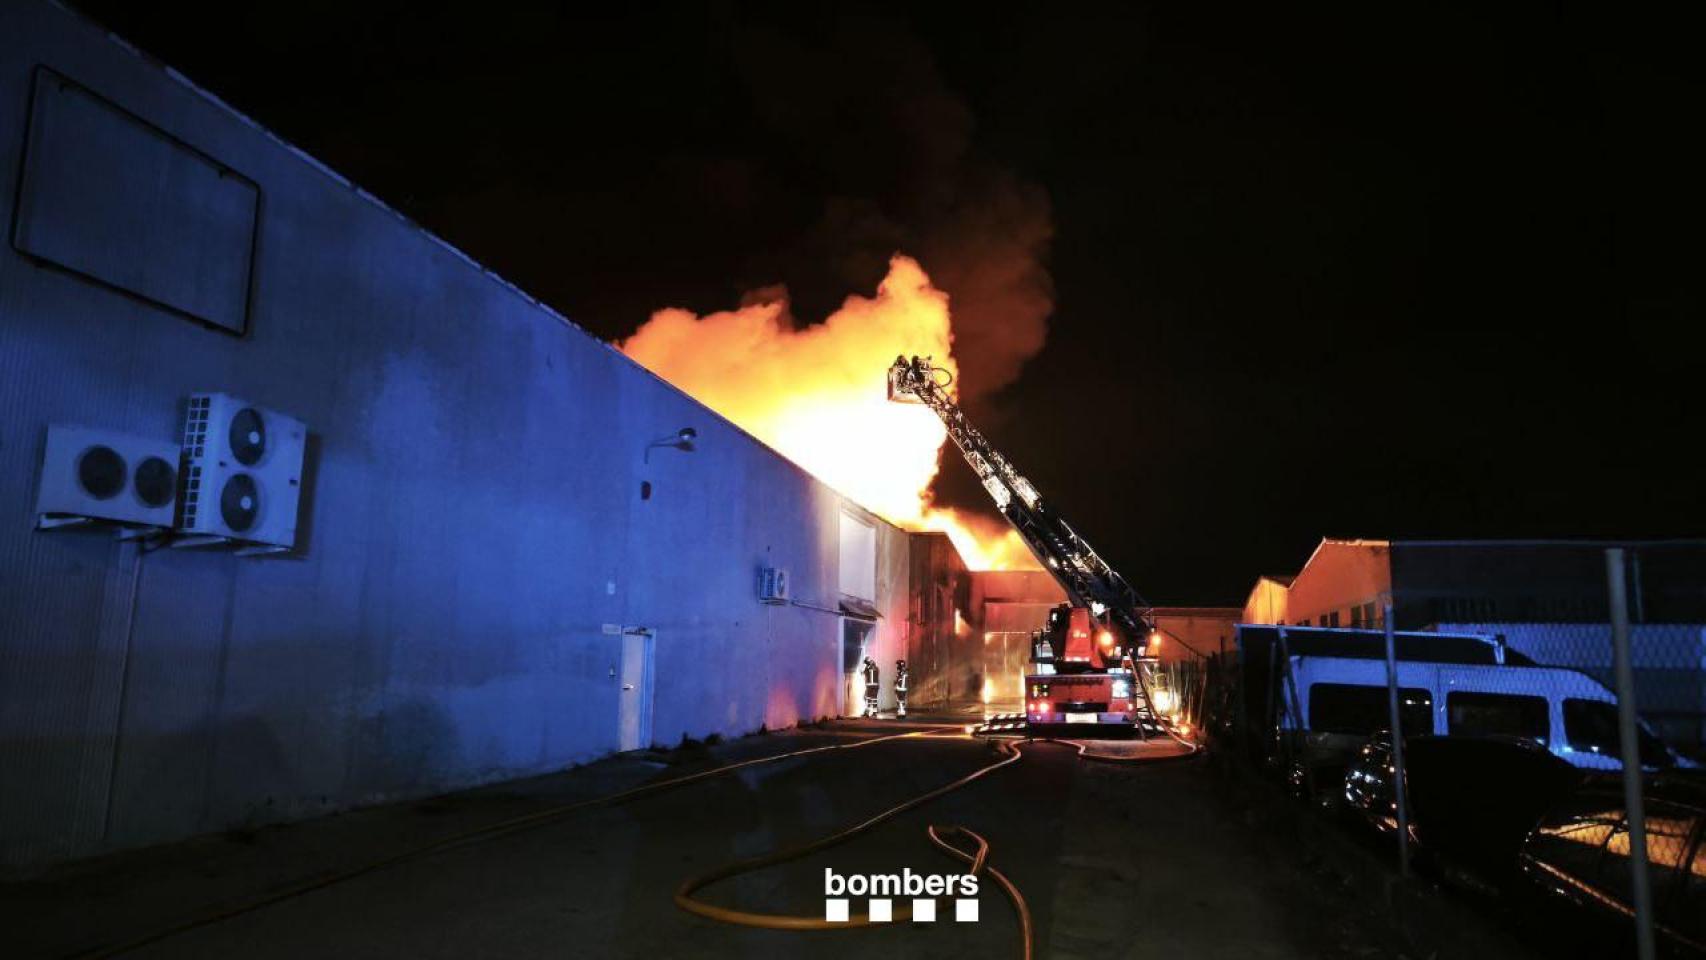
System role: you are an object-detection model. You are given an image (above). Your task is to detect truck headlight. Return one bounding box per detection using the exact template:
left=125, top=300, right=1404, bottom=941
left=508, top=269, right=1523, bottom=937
left=1112, top=679, right=1131, bottom=700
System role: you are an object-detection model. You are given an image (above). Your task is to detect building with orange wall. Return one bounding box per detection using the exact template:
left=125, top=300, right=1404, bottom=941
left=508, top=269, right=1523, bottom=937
left=1241, top=574, right=1293, bottom=627
left=1242, top=538, right=1706, bottom=630
left=1151, top=607, right=1243, bottom=663
left=906, top=539, right=1241, bottom=706
left=1281, top=539, right=1392, bottom=628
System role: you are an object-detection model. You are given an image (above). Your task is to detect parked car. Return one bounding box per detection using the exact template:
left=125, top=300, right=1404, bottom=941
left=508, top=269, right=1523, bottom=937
left=1342, top=732, right=1583, bottom=893
left=1281, top=655, right=1691, bottom=797
left=1517, top=773, right=1706, bottom=957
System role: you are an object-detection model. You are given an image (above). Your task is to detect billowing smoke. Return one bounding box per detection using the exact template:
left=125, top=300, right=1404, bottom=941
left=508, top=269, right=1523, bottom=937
left=617, top=17, right=1053, bottom=568
left=726, top=18, right=1055, bottom=411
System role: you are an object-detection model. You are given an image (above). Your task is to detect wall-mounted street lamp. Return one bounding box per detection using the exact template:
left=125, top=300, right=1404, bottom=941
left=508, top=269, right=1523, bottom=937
left=644, top=427, right=698, bottom=464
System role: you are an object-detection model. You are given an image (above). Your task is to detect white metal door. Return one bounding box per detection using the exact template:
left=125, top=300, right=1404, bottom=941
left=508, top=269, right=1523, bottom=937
left=618, top=629, right=655, bottom=752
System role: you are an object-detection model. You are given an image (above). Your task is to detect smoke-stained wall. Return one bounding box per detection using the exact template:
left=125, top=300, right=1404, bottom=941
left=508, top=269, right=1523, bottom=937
left=906, top=532, right=969, bottom=706
left=0, top=2, right=907, bottom=869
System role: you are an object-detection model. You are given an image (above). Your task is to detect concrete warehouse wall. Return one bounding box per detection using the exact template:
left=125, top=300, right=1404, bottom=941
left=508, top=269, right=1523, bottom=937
left=1150, top=608, right=1241, bottom=664
left=0, top=2, right=909, bottom=869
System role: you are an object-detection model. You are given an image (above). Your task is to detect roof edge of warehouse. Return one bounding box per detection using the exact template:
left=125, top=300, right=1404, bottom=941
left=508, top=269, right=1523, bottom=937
left=1296, top=537, right=1391, bottom=574
left=48, top=0, right=903, bottom=529
left=1291, top=535, right=1706, bottom=580
left=1245, top=535, right=1706, bottom=629
left=1387, top=537, right=1706, bottom=548
left=1151, top=605, right=1244, bottom=616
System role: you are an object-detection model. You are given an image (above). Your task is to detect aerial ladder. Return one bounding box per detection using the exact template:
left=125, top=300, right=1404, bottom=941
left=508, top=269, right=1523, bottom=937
left=887, top=356, right=1169, bottom=736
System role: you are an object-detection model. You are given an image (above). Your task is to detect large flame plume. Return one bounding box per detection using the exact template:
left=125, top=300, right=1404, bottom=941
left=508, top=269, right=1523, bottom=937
left=619, top=254, right=1038, bottom=570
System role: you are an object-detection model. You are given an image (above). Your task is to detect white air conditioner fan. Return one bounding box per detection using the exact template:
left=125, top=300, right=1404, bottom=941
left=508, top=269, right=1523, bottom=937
left=177, top=393, right=306, bottom=549
left=35, top=424, right=180, bottom=529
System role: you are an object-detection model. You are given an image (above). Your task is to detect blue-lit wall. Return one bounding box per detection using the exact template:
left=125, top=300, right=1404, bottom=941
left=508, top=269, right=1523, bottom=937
left=0, top=2, right=911, bottom=869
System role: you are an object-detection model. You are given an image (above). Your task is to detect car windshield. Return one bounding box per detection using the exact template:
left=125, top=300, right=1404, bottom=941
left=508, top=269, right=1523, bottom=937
left=1562, top=699, right=1672, bottom=768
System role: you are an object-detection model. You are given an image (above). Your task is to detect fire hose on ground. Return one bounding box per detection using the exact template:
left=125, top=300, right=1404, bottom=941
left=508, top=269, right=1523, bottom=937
left=74, top=728, right=933, bottom=959
left=673, top=730, right=1201, bottom=957
left=77, top=724, right=1192, bottom=960
left=673, top=733, right=1034, bottom=956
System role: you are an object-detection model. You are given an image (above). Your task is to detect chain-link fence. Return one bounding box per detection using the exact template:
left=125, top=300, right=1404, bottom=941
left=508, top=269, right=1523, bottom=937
left=1216, top=544, right=1706, bottom=959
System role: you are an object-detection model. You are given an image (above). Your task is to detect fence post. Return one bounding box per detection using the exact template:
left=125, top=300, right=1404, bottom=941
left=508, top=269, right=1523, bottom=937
left=1607, top=548, right=1656, bottom=960
left=1234, top=634, right=1253, bottom=760
left=1630, top=548, right=1645, bottom=624
left=1263, top=640, right=1278, bottom=762
left=1381, top=599, right=1411, bottom=878
left=1275, top=627, right=1315, bottom=799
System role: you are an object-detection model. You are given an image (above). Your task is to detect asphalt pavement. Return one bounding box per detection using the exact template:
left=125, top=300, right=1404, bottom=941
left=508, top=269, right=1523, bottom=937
left=5, top=718, right=1440, bottom=959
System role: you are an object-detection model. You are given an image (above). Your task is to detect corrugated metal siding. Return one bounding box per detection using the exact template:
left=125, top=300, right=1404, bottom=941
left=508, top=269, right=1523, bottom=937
left=0, top=2, right=910, bottom=868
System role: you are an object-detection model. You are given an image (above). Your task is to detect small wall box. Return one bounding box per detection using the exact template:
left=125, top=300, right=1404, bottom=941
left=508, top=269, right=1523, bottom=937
left=759, top=567, right=790, bottom=604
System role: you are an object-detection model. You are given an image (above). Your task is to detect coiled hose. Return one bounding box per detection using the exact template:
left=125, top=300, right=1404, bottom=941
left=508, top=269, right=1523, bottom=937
left=671, top=729, right=1202, bottom=957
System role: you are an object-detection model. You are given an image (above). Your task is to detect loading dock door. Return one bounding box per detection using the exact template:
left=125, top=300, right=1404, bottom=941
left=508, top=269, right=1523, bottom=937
left=618, top=629, right=655, bottom=752
left=841, top=618, right=873, bottom=716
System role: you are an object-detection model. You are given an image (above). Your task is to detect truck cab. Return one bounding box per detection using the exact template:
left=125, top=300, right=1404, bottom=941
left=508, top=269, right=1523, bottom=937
left=1025, top=605, right=1148, bottom=730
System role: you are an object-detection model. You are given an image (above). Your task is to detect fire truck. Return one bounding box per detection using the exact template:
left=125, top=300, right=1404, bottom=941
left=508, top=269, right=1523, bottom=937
left=887, top=356, right=1166, bottom=736
left=887, top=354, right=1166, bottom=736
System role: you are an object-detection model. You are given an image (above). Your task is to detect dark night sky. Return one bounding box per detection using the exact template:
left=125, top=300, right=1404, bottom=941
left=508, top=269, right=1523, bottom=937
left=74, top=3, right=1704, bottom=605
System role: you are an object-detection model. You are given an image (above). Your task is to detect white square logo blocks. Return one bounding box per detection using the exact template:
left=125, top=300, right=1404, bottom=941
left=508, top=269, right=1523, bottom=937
left=821, top=869, right=980, bottom=924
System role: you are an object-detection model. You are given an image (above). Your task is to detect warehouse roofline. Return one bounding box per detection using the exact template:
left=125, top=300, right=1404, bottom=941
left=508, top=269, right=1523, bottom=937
left=45, top=0, right=905, bottom=526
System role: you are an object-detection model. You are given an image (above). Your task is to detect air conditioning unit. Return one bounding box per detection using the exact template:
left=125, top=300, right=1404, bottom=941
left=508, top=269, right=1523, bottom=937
left=758, top=566, right=790, bottom=604
left=35, top=425, right=179, bottom=529
left=177, top=393, right=306, bottom=550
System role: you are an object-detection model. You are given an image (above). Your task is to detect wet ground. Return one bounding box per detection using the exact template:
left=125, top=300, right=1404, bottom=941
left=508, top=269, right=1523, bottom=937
left=5, top=717, right=1471, bottom=959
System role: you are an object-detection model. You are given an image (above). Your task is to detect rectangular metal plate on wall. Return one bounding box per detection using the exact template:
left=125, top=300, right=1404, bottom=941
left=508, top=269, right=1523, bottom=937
left=10, top=66, right=260, bottom=334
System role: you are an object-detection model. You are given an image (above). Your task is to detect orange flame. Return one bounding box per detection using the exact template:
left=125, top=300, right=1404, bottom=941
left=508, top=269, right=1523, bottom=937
left=920, top=506, right=1037, bottom=572
left=619, top=254, right=1038, bottom=570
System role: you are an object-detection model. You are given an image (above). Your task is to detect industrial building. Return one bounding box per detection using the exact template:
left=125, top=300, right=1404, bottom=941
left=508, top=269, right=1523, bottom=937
left=0, top=2, right=919, bottom=870
left=1241, top=538, right=1706, bottom=630
left=906, top=533, right=1236, bottom=710
left=1242, top=537, right=1706, bottom=749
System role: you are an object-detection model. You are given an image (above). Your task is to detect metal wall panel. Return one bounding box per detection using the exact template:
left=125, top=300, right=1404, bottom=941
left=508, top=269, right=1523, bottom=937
left=0, top=1, right=911, bottom=869
left=11, top=66, right=259, bottom=334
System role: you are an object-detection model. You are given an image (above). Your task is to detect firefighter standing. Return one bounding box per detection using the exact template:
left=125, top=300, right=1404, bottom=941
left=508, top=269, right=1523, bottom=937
left=894, top=659, right=909, bottom=718
left=861, top=656, right=881, bottom=718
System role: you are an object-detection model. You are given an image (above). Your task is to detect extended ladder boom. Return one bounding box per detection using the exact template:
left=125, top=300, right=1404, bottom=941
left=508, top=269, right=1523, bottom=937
left=887, top=356, right=1155, bottom=643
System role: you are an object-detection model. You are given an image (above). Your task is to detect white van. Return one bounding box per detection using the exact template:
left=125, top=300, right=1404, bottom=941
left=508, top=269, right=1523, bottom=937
left=1279, top=654, right=1688, bottom=771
